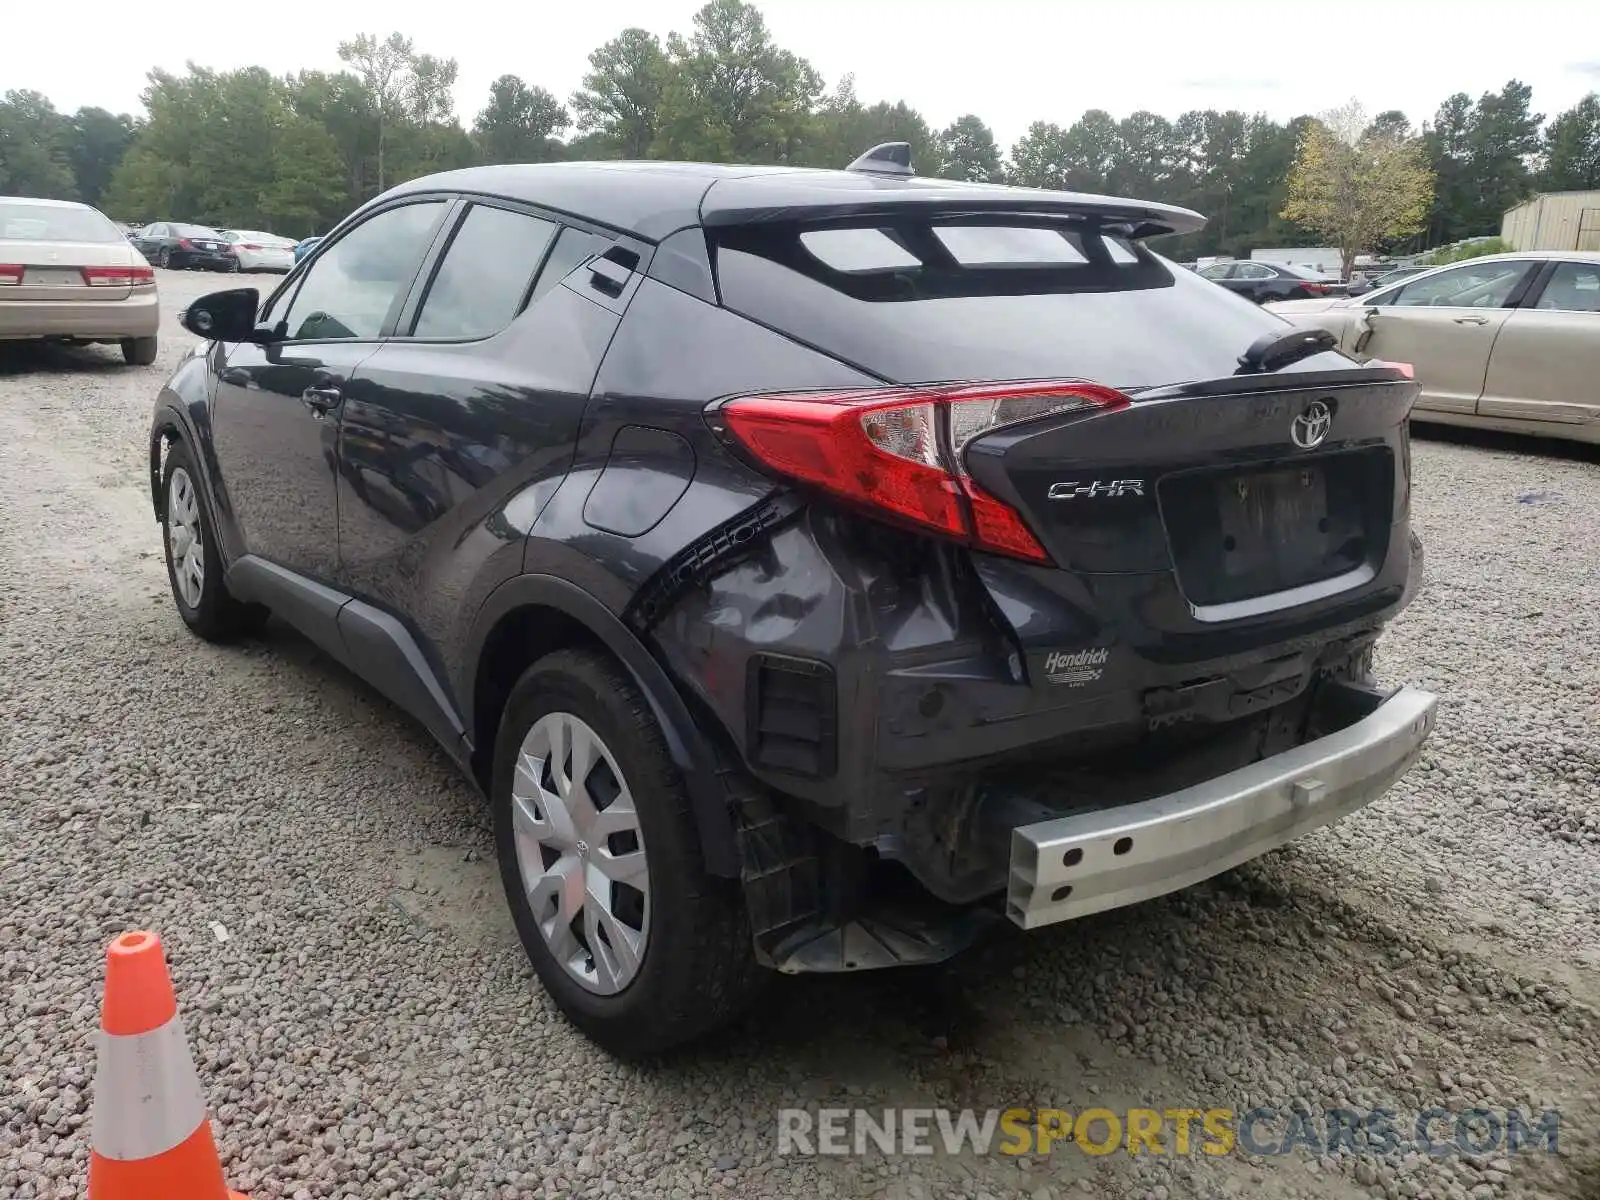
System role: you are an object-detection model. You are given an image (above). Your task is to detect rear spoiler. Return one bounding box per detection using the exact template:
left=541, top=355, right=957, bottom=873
left=699, top=176, right=1207, bottom=240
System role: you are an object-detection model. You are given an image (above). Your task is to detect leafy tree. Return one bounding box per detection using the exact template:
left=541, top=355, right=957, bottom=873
left=474, top=75, right=569, bottom=164
left=1008, top=109, right=1118, bottom=192
left=1282, top=101, right=1434, bottom=278
left=653, top=0, right=821, bottom=163
left=571, top=28, right=670, bottom=158
left=1541, top=93, right=1600, bottom=190
left=802, top=75, right=936, bottom=171
left=337, top=32, right=458, bottom=191
left=261, top=116, right=347, bottom=236
left=937, top=114, right=1002, bottom=182
left=0, top=90, right=76, bottom=198
left=64, top=108, right=138, bottom=207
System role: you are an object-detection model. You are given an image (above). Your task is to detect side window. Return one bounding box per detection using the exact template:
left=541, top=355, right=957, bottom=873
left=1390, top=261, right=1530, bottom=309
left=1533, top=262, right=1600, bottom=313
left=1199, top=263, right=1232, bottom=280
left=279, top=201, right=446, bottom=341
left=412, top=204, right=558, bottom=339
left=528, top=227, right=610, bottom=306
left=1235, top=263, right=1273, bottom=279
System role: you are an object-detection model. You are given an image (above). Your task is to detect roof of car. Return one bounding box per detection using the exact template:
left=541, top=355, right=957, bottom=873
left=0, top=195, right=93, bottom=209
left=385, top=160, right=1207, bottom=243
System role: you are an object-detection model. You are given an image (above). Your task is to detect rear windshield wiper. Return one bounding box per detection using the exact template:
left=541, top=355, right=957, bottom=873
left=1235, top=327, right=1337, bottom=375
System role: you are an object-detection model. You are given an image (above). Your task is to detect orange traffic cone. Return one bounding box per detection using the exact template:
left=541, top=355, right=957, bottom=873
left=87, top=931, right=249, bottom=1200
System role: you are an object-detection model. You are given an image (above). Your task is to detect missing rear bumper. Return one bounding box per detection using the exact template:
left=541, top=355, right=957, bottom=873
left=1005, top=683, right=1437, bottom=929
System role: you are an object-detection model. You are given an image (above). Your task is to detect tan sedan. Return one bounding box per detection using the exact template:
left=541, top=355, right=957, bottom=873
left=1265, top=250, right=1600, bottom=444
left=0, top=196, right=160, bottom=364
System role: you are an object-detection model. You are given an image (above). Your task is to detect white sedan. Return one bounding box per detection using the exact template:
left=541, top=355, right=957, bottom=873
left=219, top=230, right=296, bottom=273
left=1265, top=250, right=1600, bottom=444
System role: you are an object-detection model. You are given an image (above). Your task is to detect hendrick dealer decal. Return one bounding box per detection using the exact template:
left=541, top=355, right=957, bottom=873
left=1043, top=647, right=1110, bottom=686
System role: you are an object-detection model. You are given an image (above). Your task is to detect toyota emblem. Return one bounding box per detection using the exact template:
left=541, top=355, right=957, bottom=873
left=1291, top=400, right=1332, bottom=449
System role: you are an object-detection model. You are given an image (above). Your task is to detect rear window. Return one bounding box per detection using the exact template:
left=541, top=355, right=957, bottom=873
left=172, top=223, right=225, bottom=238
left=0, top=201, right=122, bottom=243
left=714, top=219, right=1300, bottom=388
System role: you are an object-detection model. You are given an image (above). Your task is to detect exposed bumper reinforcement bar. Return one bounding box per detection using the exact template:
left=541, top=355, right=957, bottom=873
left=1006, top=685, right=1438, bottom=930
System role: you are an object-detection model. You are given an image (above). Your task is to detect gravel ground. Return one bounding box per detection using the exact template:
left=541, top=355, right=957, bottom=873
left=1, top=270, right=1597, bottom=1200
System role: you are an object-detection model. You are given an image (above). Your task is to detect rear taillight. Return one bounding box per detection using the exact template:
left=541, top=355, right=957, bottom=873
left=0, top=265, right=21, bottom=286
left=81, top=265, right=156, bottom=288
left=240, top=243, right=261, bottom=251
left=722, top=381, right=1129, bottom=563
left=178, top=238, right=195, bottom=250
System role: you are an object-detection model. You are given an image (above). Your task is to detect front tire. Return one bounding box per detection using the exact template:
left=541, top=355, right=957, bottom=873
left=492, top=648, right=761, bottom=1057
left=160, top=442, right=268, bottom=642
left=121, top=336, right=158, bottom=366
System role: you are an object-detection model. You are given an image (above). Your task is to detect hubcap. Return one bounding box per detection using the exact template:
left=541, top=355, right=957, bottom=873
left=511, top=712, right=650, bottom=995
left=166, top=467, right=204, bottom=608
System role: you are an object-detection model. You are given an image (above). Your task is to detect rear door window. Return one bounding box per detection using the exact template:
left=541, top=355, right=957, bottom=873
left=1533, top=262, right=1600, bottom=312
left=714, top=220, right=1296, bottom=389
left=411, top=204, right=558, bottom=339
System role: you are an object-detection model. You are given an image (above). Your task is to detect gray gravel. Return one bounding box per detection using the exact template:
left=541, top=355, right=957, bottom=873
left=1, top=271, right=1597, bottom=1199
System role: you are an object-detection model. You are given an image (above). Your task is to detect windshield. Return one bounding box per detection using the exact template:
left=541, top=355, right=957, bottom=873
left=0, top=201, right=123, bottom=243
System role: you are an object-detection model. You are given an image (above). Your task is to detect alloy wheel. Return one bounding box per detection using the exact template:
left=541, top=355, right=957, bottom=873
left=166, top=467, right=204, bottom=608
left=511, top=712, right=650, bottom=995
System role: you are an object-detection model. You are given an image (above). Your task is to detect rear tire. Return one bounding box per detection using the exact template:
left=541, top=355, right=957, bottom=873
left=492, top=648, right=762, bottom=1057
left=121, top=336, right=158, bottom=366
left=160, top=441, right=269, bottom=642
left=156, top=247, right=171, bottom=269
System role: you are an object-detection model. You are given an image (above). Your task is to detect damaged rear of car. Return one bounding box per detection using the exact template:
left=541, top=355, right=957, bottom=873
left=622, top=170, right=1434, bottom=979
left=151, top=154, right=1435, bottom=1057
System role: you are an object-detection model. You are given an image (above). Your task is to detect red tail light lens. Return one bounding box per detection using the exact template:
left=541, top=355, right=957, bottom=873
left=178, top=238, right=194, bottom=250
left=81, top=265, right=156, bottom=288
left=0, top=264, right=22, bottom=286
left=240, top=243, right=261, bottom=251
left=722, top=381, right=1129, bottom=563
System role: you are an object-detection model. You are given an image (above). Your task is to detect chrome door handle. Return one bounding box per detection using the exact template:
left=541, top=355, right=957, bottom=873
left=301, top=385, right=342, bottom=414
left=1453, top=315, right=1489, bottom=325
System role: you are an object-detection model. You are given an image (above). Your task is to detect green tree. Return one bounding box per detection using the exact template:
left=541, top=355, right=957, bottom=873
left=64, top=108, right=137, bottom=207
left=1541, top=93, right=1600, bottom=190
left=474, top=75, right=569, bottom=164
left=653, top=0, right=821, bottom=163
left=1282, top=101, right=1434, bottom=278
left=1110, top=110, right=1183, bottom=198
left=570, top=27, right=670, bottom=158
left=802, top=75, right=936, bottom=171
left=336, top=32, right=458, bottom=191
left=0, top=90, right=76, bottom=198
left=937, top=114, right=1002, bottom=182
left=261, top=116, right=347, bottom=236
left=1008, top=109, right=1118, bottom=191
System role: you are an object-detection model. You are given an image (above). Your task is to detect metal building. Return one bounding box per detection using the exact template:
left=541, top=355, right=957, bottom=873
left=1501, top=191, right=1600, bottom=251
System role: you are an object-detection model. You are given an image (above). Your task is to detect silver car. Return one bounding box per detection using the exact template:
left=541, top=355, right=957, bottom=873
left=0, top=196, right=161, bottom=364
left=1266, top=251, right=1600, bottom=444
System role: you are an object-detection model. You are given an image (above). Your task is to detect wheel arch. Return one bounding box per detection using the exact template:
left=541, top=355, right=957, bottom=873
left=467, top=574, right=740, bottom=878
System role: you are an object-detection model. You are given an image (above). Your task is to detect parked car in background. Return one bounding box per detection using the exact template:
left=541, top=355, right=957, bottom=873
left=1198, top=259, right=1348, bottom=303
left=1345, top=264, right=1431, bottom=297
left=0, top=196, right=160, bottom=364
left=1266, top=251, right=1600, bottom=443
left=293, top=235, right=324, bottom=263
left=129, top=222, right=238, bottom=271
left=220, top=230, right=296, bottom=273
left=150, top=150, right=1432, bottom=1055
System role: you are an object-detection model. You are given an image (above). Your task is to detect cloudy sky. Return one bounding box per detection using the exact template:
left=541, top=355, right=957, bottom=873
left=13, top=0, right=1600, bottom=148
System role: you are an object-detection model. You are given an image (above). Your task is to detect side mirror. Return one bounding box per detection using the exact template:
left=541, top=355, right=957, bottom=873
left=181, top=288, right=272, bottom=343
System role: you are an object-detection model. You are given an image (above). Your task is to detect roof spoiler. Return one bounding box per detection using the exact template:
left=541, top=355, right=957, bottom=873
left=700, top=187, right=1207, bottom=239
left=846, top=142, right=914, bottom=178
